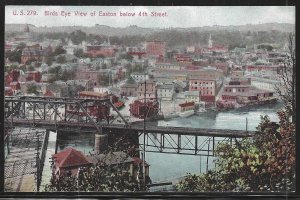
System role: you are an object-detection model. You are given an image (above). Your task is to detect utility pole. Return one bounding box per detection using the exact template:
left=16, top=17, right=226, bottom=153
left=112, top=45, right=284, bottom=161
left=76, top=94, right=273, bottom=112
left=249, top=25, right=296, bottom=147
left=143, top=79, right=146, bottom=186
left=35, top=134, right=41, bottom=192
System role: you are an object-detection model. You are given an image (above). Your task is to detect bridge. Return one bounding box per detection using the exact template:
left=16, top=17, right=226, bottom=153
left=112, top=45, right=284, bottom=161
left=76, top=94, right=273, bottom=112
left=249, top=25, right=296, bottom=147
left=5, top=96, right=255, bottom=156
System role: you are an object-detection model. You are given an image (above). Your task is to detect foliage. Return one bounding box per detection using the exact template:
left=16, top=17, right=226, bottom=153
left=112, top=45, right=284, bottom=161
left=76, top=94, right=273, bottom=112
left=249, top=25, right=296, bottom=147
left=44, top=135, right=145, bottom=192
left=44, top=165, right=140, bottom=192
left=275, top=33, right=296, bottom=124
left=56, top=55, right=66, bottom=64
left=176, top=110, right=295, bottom=192
left=27, top=84, right=39, bottom=95
left=5, top=43, right=26, bottom=63
left=27, top=65, right=35, bottom=71
left=60, top=70, right=75, bottom=81
left=46, top=56, right=54, bottom=66
left=70, top=30, right=86, bottom=45
left=52, top=45, right=66, bottom=56
left=257, top=44, right=274, bottom=51
left=74, top=48, right=86, bottom=58
left=119, top=53, right=133, bottom=61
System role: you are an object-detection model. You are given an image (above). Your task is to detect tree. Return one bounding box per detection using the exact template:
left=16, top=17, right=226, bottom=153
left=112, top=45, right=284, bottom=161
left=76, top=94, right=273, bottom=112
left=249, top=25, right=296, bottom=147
left=27, top=84, right=39, bottom=95
left=275, top=33, right=296, bottom=124
left=57, top=55, right=66, bottom=64
left=48, top=66, right=62, bottom=81
left=176, top=110, right=295, bottom=192
left=70, top=30, right=87, bottom=45
left=52, top=45, right=66, bottom=56
left=46, top=56, right=54, bottom=66
left=44, top=133, right=146, bottom=192
left=5, top=43, right=26, bottom=63
left=27, top=65, right=35, bottom=71
left=74, top=48, right=85, bottom=58
left=60, top=70, right=75, bottom=81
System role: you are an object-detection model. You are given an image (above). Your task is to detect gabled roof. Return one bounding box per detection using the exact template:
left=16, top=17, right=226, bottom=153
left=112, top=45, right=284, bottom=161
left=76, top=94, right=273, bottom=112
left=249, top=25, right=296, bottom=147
left=43, top=89, right=54, bottom=97
left=52, top=147, right=92, bottom=168
left=87, top=151, right=134, bottom=166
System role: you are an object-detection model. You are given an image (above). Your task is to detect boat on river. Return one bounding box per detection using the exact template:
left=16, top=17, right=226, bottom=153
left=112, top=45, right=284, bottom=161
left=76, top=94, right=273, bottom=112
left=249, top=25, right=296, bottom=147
left=179, top=110, right=195, bottom=118
left=164, top=111, right=179, bottom=119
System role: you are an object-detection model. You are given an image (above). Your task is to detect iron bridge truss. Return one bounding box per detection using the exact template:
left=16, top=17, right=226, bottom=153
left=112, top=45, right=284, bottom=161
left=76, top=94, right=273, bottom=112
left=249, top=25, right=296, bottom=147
left=4, top=96, right=128, bottom=133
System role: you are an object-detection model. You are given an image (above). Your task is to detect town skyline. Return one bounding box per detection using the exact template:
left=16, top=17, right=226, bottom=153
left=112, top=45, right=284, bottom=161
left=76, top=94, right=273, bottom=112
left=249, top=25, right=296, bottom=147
left=5, top=6, right=295, bottom=28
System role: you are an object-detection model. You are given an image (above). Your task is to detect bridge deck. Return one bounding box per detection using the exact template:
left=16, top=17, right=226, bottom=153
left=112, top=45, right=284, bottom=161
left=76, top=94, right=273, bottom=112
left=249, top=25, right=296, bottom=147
left=6, top=119, right=254, bottom=138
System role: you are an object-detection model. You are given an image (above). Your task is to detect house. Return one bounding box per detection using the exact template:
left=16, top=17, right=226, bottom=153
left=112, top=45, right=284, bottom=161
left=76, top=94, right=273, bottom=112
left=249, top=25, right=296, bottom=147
left=120, top=83, right=138, bottom=97
left=137, top=80, right=156, bottom=101
left=221, top=85, right=274, bottom=102
left=231, top=68, right=244, bottom=78
left=188, top=73, right=222, bottom=106
left=129, top=100, right=159, bottom=119
left=155, top=62, right=180, bottom=70
left=21, top=44, right=47, bottom=64
left=42, top=81, right=69, bottom=97
left=184, top=91, right=200, bottom=103
left=87, top=151, right=151, bottom=184
left=9, top=82, right=21, bottom=95
left=5, top=70, right=20, bottom=85
left=26, top=71, right=42, bottom=82
left=85, top=40, right=116, bottom=58
left=41, top=74, right=56, bottom=83
left=5, top=87, right=13, bottom=96
left=243, top=65, right=282, bottom=75
left=250, top=77, right=280, bottom=92
left=156, top=83, right=174, bottom=101
left=52, top=147, right=93, bottom=179
left=130, top=72, right=149, bottom=83
left=146, top=40, right=165, bottom=57
left=66, top=79, right=94, bottom=92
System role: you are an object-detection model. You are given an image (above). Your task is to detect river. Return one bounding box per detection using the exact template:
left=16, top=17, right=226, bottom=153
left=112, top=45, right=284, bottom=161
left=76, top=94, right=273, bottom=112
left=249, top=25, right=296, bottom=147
left=55, top=102, right=283, bottom=183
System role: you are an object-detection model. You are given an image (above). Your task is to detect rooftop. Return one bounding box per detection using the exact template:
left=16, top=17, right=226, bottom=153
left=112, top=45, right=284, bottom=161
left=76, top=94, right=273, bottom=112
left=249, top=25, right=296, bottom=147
left=52, top=147, right=92, bottom=168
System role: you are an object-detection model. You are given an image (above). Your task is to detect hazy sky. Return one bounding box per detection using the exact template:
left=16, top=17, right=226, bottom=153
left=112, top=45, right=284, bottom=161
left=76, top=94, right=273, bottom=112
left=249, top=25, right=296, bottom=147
left=5, top=6, right=295, bottom=28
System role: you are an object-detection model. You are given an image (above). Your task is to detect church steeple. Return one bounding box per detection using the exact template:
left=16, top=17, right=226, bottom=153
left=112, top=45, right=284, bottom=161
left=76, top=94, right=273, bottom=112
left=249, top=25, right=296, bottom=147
left=208, top=34, right=212, bottom=48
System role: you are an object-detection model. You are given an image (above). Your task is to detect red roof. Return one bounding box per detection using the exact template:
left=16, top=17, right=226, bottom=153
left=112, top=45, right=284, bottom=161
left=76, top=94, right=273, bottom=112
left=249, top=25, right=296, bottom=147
left=52, top=147, right=92, bottom=168
left=128, top=51, right=146, bottom=55
left=43, top=89, right=54, bottom=97
left=179, top=102, right=195, bottom=107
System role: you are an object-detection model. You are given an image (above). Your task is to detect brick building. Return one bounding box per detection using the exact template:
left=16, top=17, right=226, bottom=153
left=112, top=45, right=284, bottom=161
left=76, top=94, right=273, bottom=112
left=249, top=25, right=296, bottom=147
left=137, top=80, right=156, bottom=101
left=146, top=40, right=165, bottom=57
left=21, top=44, right=47, bottom=64
left=120, top=83, right=138, bottom=97
left=52, top=147, right=92, bottom=179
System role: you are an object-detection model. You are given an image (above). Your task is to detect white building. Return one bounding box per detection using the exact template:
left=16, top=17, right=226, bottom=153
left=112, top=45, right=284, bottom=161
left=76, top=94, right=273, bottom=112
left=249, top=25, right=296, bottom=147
left=155, top=62, right=180, bottom=70
left=184, top=91, right=200, bottom=103
left=250, top=77, right=280, bottom=92
left=156, top=83, right=174, bottom=101
left=131, top=72, right=149, bottom=83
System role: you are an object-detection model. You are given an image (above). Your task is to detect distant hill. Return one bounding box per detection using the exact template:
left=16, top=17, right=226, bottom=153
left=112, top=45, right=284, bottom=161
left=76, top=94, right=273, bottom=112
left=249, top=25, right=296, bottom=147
left=5, top=23, right=295, bottom=36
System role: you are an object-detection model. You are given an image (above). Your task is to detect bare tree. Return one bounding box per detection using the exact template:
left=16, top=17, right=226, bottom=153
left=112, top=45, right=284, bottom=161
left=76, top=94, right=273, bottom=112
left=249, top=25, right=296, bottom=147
left=275, top=33, right=296, bottom=123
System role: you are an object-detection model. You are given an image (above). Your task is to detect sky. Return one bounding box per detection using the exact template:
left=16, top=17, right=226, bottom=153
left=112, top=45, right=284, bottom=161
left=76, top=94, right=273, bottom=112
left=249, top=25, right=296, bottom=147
left=5, top=6, right=295, bottom=28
